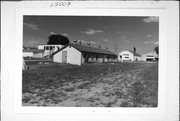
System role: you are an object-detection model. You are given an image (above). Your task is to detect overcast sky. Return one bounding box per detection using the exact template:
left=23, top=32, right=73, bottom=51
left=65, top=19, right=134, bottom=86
left=23, top=16, right=159, bottom=55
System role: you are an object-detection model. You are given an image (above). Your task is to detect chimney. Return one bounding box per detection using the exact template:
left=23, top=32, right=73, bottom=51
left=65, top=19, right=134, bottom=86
left=98, top=45, right=101, bottom=48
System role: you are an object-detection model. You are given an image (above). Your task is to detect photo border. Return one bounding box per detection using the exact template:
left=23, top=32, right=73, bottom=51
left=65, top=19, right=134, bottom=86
left=1, top=1, right=179, bottom=121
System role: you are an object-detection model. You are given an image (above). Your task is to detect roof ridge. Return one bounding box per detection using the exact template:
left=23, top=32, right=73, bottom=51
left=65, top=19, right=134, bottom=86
left=52, top=43, right=116, bottom=56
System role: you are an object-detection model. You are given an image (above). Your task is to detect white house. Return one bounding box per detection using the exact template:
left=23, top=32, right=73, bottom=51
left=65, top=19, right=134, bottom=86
left=38, top=44, right=63, bottom=57
left=53, top=43, right=117, bottom=65
left=142, top=52, right=158, bottom=61
left=118, top=50, right=141, bottom=61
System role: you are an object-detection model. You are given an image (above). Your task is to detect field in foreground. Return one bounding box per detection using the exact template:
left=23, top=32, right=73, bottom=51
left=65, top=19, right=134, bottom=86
left=22, top=62, right=158, bottom=107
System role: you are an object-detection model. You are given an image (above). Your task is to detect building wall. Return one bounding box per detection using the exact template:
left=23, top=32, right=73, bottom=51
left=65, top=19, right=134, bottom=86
left=38, top=45, right=44, bottom=50
left=142, top=52, right=158, bottom=61
left=33, top=53, right=43, bottom=58
left=38, top=45, right=63, bottom=57
left=118, top=50, right=134, bottom=61
left=53, top=50, right=62, bottom=63
left=53, top=46, right=82, bottom=65
left=23, top=52, right=33, bottom=57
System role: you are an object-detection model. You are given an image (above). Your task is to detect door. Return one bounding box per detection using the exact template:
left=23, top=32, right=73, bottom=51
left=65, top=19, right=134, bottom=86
left=62, top=51, right=67, bottom=63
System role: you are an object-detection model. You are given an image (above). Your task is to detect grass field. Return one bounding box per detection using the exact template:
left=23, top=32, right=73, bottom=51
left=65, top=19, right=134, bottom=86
left=22, top=61, right=158, bottom=107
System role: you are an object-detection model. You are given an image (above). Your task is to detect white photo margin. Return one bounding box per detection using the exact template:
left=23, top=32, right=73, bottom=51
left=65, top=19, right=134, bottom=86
left=1, top=1, right=179, bottom=121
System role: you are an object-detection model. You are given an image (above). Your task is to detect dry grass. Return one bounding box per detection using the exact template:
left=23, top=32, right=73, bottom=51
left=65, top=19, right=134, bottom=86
left=22, top=62, right=158, bottom=107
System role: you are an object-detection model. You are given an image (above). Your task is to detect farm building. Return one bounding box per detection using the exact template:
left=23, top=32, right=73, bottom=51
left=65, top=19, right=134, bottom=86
left=23, top=49, right=44, bottom=58
left=142, top=52, right=158, bottom=61
left=38, top=44, right=63, bottom=57
left=53, top=43, right=117, bottom=65
left=118, top=49, right=141, bottom=61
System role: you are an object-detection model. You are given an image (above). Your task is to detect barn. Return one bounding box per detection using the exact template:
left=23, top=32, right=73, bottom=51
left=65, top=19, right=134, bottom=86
left=118, top=50, right=141, bottom=61
left=53, top=43, right=117, bottom=65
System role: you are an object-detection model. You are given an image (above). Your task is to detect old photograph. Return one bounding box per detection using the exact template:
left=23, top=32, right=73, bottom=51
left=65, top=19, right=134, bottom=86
left=22, top=16, right=159, bottom=107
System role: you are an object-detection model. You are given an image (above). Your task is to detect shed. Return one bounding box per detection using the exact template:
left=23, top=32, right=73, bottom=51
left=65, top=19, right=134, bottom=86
left=53, top=43, right=117, bottom=65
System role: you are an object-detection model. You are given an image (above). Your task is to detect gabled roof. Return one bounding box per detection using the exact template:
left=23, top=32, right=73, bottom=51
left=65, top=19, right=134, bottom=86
left=121, top=50, right=141, bottom=57
left=53, top=43, right=117, bottom=56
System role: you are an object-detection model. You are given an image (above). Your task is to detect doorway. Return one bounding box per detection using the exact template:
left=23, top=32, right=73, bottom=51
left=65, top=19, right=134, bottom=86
left=62, top=51, right=67, bottom=63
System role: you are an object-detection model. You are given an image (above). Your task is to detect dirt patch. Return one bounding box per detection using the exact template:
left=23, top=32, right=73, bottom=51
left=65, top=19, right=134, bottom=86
left=22, top=62, right=158, bottom=107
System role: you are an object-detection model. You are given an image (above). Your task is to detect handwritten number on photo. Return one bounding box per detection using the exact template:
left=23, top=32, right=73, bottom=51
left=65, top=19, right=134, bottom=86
left=50, top=2, right=71, bottom=7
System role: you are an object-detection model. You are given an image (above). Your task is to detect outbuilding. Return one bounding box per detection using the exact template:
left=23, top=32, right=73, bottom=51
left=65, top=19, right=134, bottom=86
left=142, top=52, right=158, bottom=61
left=53, top=43, right=117, bottom=65
left=23, top=49, right=44, bottom=58
left=118, top=50, right=141, bottom=61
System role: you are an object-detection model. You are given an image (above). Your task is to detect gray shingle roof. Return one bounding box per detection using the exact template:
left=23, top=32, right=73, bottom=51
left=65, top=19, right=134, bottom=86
left=53, top=43, right=117, bottom=56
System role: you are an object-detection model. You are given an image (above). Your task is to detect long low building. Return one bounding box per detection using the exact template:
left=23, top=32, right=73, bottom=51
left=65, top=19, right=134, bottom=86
left=23, top=49, right=44, bottom=58
left=53, top=43, right=117, bottom=65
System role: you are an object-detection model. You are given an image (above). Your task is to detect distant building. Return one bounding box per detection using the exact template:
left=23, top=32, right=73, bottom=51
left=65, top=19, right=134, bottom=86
left=38, top=44, right=63, bottom=57
left=118, top=49, right=141, bottom=61
left=142, top=52, right=158, bottom=61
left=53, top=43, right=117, bottom=65
left=23, top=50, right=34, bottom=57
left=23, top=49, right=44, bottom=58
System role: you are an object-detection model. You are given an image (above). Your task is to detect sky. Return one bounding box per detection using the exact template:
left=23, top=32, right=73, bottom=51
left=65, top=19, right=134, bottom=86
left=23, top=16, right=159, bottom=55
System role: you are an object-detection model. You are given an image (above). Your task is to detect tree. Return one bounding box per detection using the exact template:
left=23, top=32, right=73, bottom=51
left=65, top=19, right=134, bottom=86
left=47, top=34, right=69, bottom=45
left=154, top=46, right=159, bottom=55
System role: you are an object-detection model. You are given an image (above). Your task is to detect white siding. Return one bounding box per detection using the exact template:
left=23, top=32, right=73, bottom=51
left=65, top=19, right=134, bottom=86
left=38, top=45, right=63, bottom=57
left=118, top=50, right=134, bottom=61
left=23, top=52, right=33, bottom=57
left=53, top=51, right=62, bottom=63
left=33, top=53, right=43, bottom=58
left=53, top=46, right=82, bottom=65
left=38, top=45, right=44, bottom=50
left=142, top=52, right=158, bottom=61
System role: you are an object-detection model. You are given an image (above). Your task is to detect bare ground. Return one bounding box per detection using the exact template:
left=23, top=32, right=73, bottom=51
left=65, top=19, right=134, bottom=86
left=22, top=62, right=158, bottom=107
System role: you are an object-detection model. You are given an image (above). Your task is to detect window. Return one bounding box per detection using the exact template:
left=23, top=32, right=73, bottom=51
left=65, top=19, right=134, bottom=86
left=50, top=46, right=53, bottom=50
left=125, top=57, right=129, bottom=58
left=46, top=46, right=49, bottom=50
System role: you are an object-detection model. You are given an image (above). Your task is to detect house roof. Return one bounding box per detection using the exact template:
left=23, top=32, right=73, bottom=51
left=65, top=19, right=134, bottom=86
left=121, top=50, right=141, bottom=57
left=53, top=43, right=117, bottom=56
